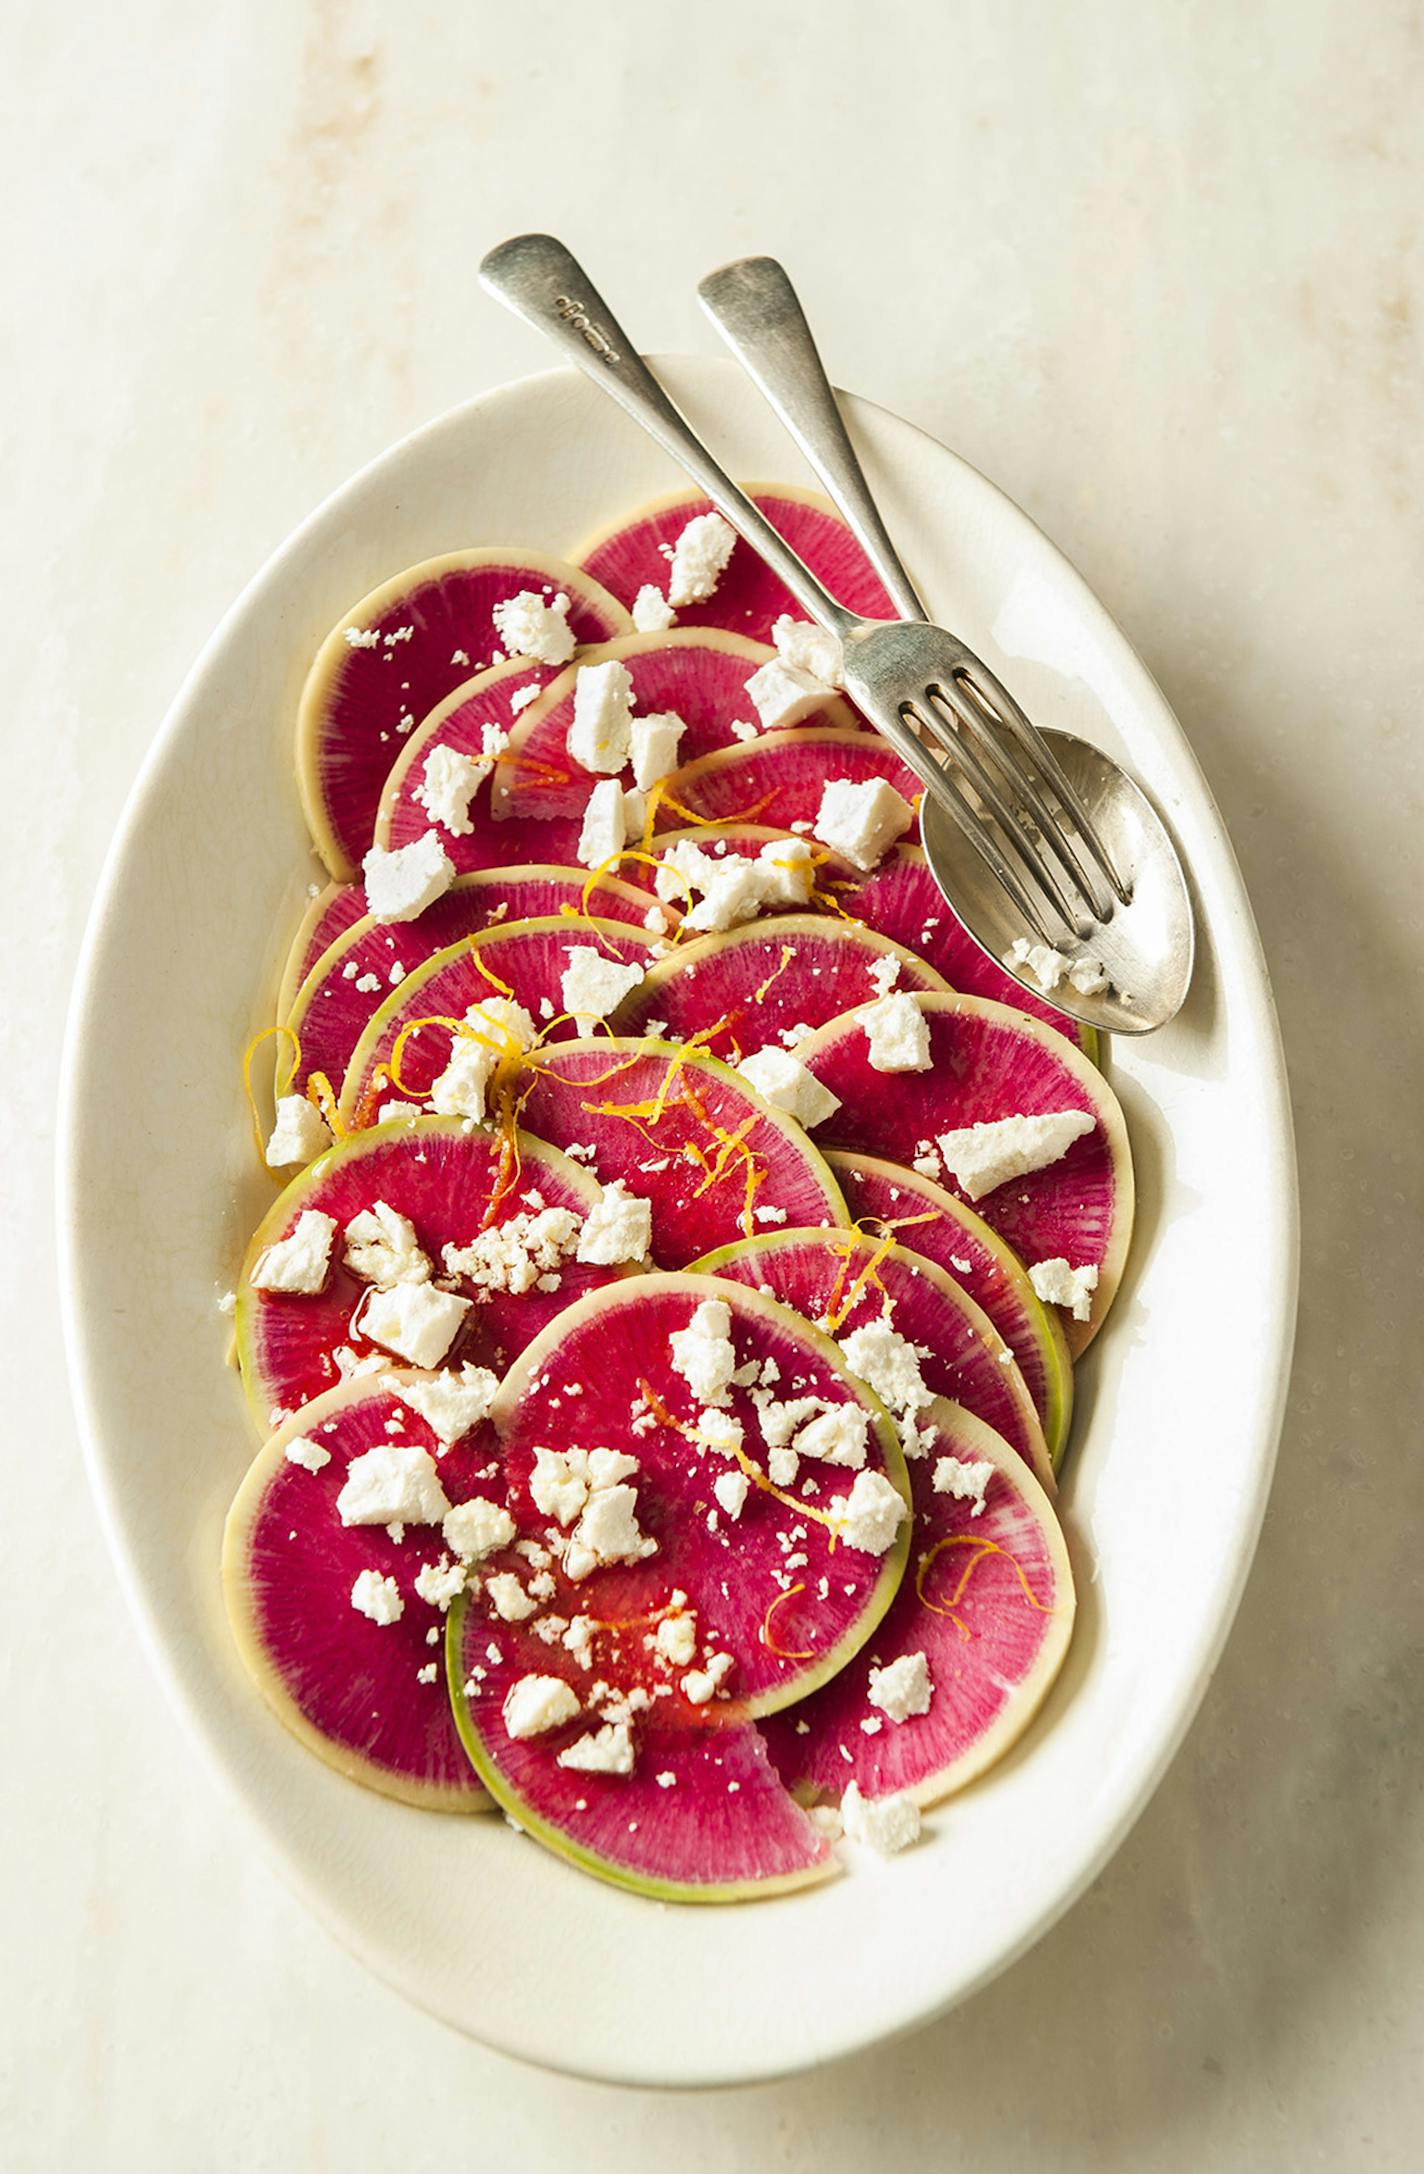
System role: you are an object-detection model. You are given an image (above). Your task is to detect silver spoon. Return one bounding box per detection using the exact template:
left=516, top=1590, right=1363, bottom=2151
left=480, top=234, right=1193, bottom=1035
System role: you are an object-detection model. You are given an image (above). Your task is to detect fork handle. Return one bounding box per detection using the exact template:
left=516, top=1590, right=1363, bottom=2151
left=698, top=256, right=927, bottom=623
left=479, top=235, right=859, bottom=640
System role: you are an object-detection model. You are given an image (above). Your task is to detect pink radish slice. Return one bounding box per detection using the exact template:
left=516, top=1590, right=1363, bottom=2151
left=835, top=845, right=1097, bottom=1056
left=375, top=657, right=590, bottom=874
left=337, top=917, right=660, bottom=1126
left=236, top=1118, right=627, bottom=1429
left=664, top=729, right=923, bottom=836
left=487, top=1273, right=910, bottom=1716
left=276, top=882, right=368, bottom=1021
left=825, top=1152, right=1074, bottom=1465
left=514, top=1040, right=850, bottom=1265
left=760, top=1399, right=1073, bottom=1809
left=692, top=1227, right=1052, bottom=1490
left=573, top=485, right=897, bottom=639
left=222, top=1375, right=501, bottom=1810
left=797, top=994, right=1133, bottom=1354
left=282, top=870, right=651, bottom=1101
left=298, top=554, right=630, bottom=879
left=614, top=914, right=949, bottom=1058
left=490, top=631, right=858, bottom=825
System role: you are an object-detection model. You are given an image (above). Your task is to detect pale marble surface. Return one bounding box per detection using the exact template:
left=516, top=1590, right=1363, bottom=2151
left=6, top=2, right=1422, bottom=2165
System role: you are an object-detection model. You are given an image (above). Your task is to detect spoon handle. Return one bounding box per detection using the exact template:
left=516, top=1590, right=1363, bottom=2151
left=479, top=234, right=859, bottom=638
left=698, top=255, right=926, bottom=623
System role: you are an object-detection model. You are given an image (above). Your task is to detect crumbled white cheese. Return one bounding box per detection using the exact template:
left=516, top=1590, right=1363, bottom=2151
left=841, top=1780, right=922, bottom=1855
left=557, top=1720, right=636, bottom=1774
left=654, top=1611, right=699, bottom=1667
left=813, top=778, right=914, bottom=871
left=559, top=944, right=646, bottom=1021
left=745, top=657, right=831, bottom=732
left=284, top=1435, right=331, bottom=1474
left=414, top=743, right=492, bottom=837
left=735, top=1045, right=842, bottom=1130
left=508, top=679, right=542, bottom=715
left=576, top=777, right=629, bottom=871
left=755, top=1395, right=824, bottom=1451
left=485, top=1570, right=539, bottom=1621
left=754, top=835, right=815, bottom=908
left=667, top=511, right=736, bottom=607
left=343, top=1201, right=429, bottom=1287
left=1028, top=1255, right=1100, bottom=1322
left=412, top=1555, right=466, bottom=1611
left=427, top=997, right=536, bottom=1123
left=622, top=787, right=647, bottom=844
left=683, top=856, right=770, bottom=935
left=575, top=1178, right=652, bottom=1265
left=867, top=954, right=900, bottom=998
left=250, top=1209, right=337, bottom=1294
left=793, top=1404, right=871, bottom=1469
left=336, top=1443, right=452, bottom=1527
left=350, top=1568, right=403, bottom=1625
left=503, top=1673, right=581, bottom=1739
left=443, top=1206, right=581, bottom=1295
left=830, top=1468, right=909, bottom=1554
left=767, top=1445, right=799, bottom=1486
left=629, top=710, right=686, bottom=791
left=562, top=1615, right=596, bottom=1669
left=867, top=1649, right=933, bottom=1723
left=395, top=1361, right=498, bottom=1443
left=567, top=658, right=635, bottom=774
left=932, top=1455, right=994, bottom=1515
left=771, top=614, right=842, bottom=688
left=442, top=1494, right=516, bottom=1560
left=491, top=588, right=575, bottom=666
left=361, top=833, right=455, bottom=922
left=1004, top=937, right=1109, bottom=997
left=696, top=1409, right=744, bottom=1460
left=936, top=1109, right=1095, bottom=1201
left=838, top=1319, right=933, bottom=1419
left=712, top=1469, right=750, bottom=1519
left=631, top=583, right=675, bottom=632
left=858, top=990, right=931, bottom=1074
left=264, top=1095, right=332, bottom=1171
left=529, top=1446, right=592, bottom=1527
left=563, top=1483, right=658, bottom=1581
left=669, top=1297, right=736, bottom=1406
left=360, top=1282, right=470, bottom=1369
left=680, top=1652, right=734, bottom=1705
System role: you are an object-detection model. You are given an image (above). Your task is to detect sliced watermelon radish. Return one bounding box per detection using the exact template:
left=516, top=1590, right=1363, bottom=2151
left=452, top=1692, right=829, bottom=1901
left=297, top=554, right=631, bottom=879
left=338, top=917, right=661, bottom=1125
left=489, top=631, right=858, bottom=826
left=760, top=1398, right=1073, bottom=1810
left=236, top=1117, right=629, bottom=1429
left=222, top=1373, right=500, bottom=1810
left=281, top=871, right=651, bottom=1102
left=833, top=845, right=1097, bottom=1058
left=614, top=913, right=950, bottom=1058
left=514, top=1040, right=849, bottom=1262
left=825, top=1151, right=1074, bottom=1464
left=374, top=657, right=593, bottom=875
left=691, top=1227, right=1052, bottom=1491
left=573, top=485, right=897, bottom=639
left=797, top=994, right=1133, bottom=1353
left=489, top=1273, right=910, bottom=1713
left=664, top=728, right=923, bottom=837
left=447, top=1270, right=916, bottom=1898
left=276, top=882, right=367, bottom=1021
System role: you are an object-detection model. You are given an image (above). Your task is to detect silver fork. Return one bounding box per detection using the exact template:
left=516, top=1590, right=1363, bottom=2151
left=479, top=233, right=1193, bottom=1033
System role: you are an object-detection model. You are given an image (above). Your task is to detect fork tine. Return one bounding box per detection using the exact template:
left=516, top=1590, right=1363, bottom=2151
left=931, top=674, right=1115, bottom=922
left=950, top=661, right=1131, bottom=907
left=899, top=702, right=1066, bottom=942
left=910, top=695, right=1086, bottom=930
